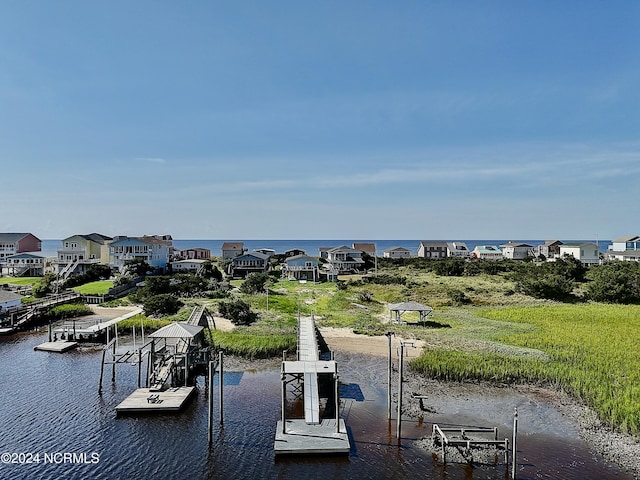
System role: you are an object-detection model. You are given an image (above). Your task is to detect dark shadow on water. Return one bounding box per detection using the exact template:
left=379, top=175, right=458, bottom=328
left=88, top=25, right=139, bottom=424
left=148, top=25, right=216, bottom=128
left=340, top=383, right=365, bottom=401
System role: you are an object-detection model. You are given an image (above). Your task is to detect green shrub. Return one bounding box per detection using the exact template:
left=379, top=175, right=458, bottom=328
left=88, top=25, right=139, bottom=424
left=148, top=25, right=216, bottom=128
left=218, top=298, right=257, bottom=325
left=46, top=303, right=92, bottom=320
left=143, top=294, right=183, bottom=316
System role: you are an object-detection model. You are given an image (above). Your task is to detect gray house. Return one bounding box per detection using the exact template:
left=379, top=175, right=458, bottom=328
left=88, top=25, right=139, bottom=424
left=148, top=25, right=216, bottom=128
left=417, top=241, right=449, bottom=259
left=228, top=251, right=270, bottom=278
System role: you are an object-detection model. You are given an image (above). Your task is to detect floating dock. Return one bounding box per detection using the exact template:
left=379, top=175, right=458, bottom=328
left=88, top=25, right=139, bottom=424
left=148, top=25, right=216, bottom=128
left=115, top=387, right=196, bottom=413
left=274, top=419, right=350, bottom=454
left=34, top=341, right=78, bottom=353
left=0, top=326, right=16, bottom=335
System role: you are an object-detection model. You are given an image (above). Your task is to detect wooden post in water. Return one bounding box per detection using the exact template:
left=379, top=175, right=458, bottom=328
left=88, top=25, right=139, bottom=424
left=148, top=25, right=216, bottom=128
left=281, top=371, right=287, bottom=434
left=219, top=350, right=224, bottom=426
left=111, top=336, right=116, bottom=383
left=386, top=331, right=394, bottom=420
left=396, top=342, right=405, bottom=439
left=512, top=408, right=518, bottom=479
left=137, top=349, right=142, bottom=388
left=208, top=360, right=215, bottom=446
left=98, top=348, right=106, bottom=394
left=48, top=320, right=52, bottom=342
left=335, top=373, right=340, bottom=433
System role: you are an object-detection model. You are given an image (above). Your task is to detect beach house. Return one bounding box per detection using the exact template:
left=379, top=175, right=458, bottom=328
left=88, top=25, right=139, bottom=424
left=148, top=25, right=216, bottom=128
left=558, top=243, right=600, bottom=265
left=109, top=235, right=171, bottom=272
left=228, top=251, right=270, bottom=278
left=472, top=245, right=504, bottom=260
left=0, top=233, right=41, bottom=259
left=57, top=233, right=112, bottom=278
left=417, top=241, right=449, bottom=259
left=606, top=235, right=640, bottom=262
left=383, top=247, right=413, bottom=259
left=221, top=242, right=245, bottom=259
left=501, top=242, right=535, bottom=260
left=281, top=254, right=319, bottom=281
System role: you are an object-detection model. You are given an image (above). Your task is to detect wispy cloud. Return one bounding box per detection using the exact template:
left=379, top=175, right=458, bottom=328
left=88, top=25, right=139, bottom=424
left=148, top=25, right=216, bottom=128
left=135, top=157, right=167, bottom=164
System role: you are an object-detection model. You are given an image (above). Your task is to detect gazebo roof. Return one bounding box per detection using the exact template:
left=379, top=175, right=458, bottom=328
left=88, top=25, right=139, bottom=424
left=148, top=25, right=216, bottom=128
left=149, top=322, right=204, bottom=339
left=388, top=301, right=433, bottom=313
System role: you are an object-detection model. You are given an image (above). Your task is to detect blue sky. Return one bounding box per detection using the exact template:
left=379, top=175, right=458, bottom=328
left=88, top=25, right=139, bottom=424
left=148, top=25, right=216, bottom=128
left=2, top=1, right=639, bottom=240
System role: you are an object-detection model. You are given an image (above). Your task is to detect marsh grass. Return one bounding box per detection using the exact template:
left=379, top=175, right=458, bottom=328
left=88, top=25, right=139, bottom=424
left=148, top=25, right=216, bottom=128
left=206, top=323, right=296, bottom=358
left=411, top=304, right=640, bottom=435
left=117, top=314, right=172, bottom=334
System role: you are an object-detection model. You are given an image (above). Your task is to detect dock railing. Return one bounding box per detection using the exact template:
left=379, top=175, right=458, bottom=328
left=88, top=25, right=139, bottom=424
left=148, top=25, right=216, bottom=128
left=432, top=424, right=509, bottom=465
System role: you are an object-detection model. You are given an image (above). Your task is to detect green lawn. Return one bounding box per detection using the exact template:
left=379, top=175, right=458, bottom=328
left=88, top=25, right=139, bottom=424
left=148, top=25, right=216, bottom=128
left=0, top=277, right=40, bottom=286
left=71, top=280, right=114, bottom=295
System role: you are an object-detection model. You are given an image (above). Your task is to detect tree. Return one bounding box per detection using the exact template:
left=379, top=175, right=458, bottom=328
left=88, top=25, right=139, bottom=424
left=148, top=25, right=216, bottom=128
left=143, top=294, right=183, bottom=316
left=239, top=272, right=270, bottom=294
left=586, top=262, right=640, bottom=304
left=124, top=258, right=152, bottom=276
left=516, top=272, right=575, bottom=300
left=218, top=298, right=257, bottom=325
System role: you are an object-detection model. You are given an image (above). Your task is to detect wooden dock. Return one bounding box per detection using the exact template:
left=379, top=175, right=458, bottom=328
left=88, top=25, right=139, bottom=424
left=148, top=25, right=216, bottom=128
left=276, top=316, right=350, bottom=455
left=274, top=419, right=350, bottom=455
left=34, top=341, right=78, bottom=353
left=115, top=387, right=196, bottom=413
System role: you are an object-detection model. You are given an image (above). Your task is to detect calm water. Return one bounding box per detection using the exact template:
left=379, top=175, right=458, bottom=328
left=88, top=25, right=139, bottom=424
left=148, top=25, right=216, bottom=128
left=0, top=326, right=632, bottom=480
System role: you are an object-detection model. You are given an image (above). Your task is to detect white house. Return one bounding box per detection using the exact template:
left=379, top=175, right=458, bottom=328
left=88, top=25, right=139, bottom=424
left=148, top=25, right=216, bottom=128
left=170, top=259, right=208, bottom=273
left=383, top=247, right=413, bottom=259
left=558, top=243, right=600, bottom=265
left=447, top=242, right=472, bottom=259
left=501, top=242, right=535, bottom=260
left=606, top=235, right=640, bottom=262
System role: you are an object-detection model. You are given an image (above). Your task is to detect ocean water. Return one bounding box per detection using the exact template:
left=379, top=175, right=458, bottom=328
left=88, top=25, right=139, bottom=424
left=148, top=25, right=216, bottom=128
left=41, top=239, right=610, bottom=257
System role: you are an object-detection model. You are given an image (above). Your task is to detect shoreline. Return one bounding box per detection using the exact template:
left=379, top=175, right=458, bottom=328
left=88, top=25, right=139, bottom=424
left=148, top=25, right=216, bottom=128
left=320, top=327, right=640, bottom=478
left=88, top=306, right=640, bottom=477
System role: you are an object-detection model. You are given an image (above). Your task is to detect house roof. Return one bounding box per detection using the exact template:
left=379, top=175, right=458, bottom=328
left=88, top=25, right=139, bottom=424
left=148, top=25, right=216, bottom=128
left=171, top=259, right=207, bottom=265
left=542, top=240, right=563, bottom=246
left=222, top=242, right=244, bottom=249
left=0, top=233, right=38, bottom=243
left=612, top=235, right=640, bottom=243
left=234, top=251, right=270, bottom=261
left=327, top=245, right=359, bottom=253
left=474, top=245, right=502, bottom=253
left=80, top=233, right=112, bottom=244
left=3, top=253, right=45, bottom=260
left=447, top=242, right=469, bottom=251
left=560, top=242, right=598, bottom=248
left=149, top=322, right=204, bottom=339
left=285, top=254, right=318, bottom=263
left=501, top=242, right=534, bottom=248
left=383, top=246, right=412, bottom=253
left=419, top=241, right=449, bottom=248
left=353, top=243, right=376, bottom=254
left=0, top=290, right=23, bottom=303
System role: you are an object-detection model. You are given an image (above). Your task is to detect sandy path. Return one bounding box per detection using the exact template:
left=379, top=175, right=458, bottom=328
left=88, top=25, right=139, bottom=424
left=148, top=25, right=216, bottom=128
left=319, top=327, right=425, bottom=357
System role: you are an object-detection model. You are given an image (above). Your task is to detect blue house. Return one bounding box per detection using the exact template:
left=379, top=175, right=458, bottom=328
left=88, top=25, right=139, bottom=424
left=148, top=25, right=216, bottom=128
left=109, top=236, right=171, bottom=272
left=282, top=255, right=319, bottom=281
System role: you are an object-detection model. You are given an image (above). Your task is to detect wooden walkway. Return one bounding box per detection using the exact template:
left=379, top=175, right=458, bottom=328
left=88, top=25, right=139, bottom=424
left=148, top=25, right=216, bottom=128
left=65, top=308, right=143, bottom=335
left=275, top=316, right=349, bottom=455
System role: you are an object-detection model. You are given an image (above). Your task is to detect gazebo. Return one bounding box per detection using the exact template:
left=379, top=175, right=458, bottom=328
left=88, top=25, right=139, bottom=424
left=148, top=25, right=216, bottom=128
left=388, top=301, right=434, bottom=324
